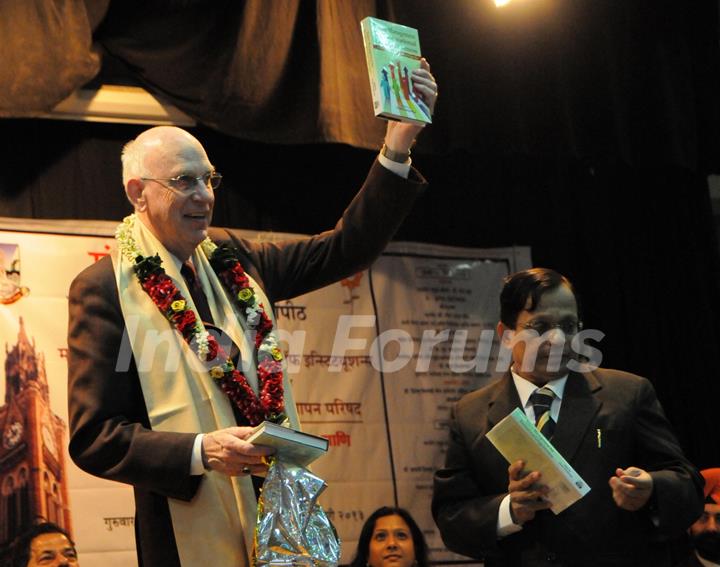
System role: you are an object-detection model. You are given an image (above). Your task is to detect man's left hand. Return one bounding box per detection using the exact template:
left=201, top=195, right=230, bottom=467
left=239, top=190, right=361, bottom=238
left=609, top=466, right=653, bottom=511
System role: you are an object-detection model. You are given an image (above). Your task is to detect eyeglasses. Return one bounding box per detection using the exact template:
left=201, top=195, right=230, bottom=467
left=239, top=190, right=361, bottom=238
left=141, top=171, right=222, bottom=194
left=521, top=319, right=582, bottom=335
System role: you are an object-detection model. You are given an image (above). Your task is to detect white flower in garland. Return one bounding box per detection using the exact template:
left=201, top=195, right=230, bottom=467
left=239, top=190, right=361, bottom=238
left=246, top=306, right=262, bottom=328
left=115, top=214, right=143, bottom=262
left=200, top=238, right=217, bottom=256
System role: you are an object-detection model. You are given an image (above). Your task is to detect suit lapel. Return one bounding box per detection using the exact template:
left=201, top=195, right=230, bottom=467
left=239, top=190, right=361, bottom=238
left=551, top=371, right=602, bottom=462
left=487, top=372, right=523, bottom=428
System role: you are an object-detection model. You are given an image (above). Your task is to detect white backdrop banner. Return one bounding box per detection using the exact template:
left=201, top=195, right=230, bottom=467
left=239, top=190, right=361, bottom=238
left=0, top=217, right=529, bottom=565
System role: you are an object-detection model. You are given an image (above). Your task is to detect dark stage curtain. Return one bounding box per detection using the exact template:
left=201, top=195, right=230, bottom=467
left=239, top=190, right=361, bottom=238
left=2, top=1, right=720, bottom=170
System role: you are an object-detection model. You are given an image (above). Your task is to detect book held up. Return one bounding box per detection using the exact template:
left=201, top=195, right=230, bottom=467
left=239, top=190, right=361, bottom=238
left=486, top=408, right=591, bottom=514
left=360, top=17, right=432, bottom=126
left=247, top=421, right=329, bottom=468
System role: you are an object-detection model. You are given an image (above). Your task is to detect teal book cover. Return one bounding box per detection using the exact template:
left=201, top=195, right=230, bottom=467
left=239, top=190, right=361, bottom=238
left=361, top=17, right=432, bottom=126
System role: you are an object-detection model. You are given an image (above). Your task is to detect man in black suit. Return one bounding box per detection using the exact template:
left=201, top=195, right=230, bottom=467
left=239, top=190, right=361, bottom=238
left=68, top=65, right=438, bottom=567
left=432, top=267, right=703, bottom=567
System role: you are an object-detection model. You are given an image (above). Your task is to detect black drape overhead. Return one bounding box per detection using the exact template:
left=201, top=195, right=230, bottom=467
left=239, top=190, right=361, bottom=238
left=2, top=1, right=719, bottom=170
left=84, top=0, right=720, bottom=169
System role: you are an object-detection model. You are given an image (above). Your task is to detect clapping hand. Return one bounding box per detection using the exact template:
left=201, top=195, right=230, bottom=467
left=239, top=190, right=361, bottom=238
left=609, top=467, right=653, bottom=511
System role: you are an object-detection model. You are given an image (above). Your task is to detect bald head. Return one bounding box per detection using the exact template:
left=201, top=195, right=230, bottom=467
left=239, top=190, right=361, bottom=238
left=121, top=127, right=209, bottom=188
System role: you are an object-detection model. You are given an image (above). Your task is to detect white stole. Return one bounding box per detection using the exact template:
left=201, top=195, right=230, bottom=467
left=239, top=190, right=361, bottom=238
left=114, top=216, right=299, bottom=566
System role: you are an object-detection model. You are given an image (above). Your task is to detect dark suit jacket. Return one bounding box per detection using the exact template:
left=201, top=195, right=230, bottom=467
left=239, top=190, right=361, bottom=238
left=67, top=161, right=426, bottom=567
left=432, top=369, right=704, bottom=567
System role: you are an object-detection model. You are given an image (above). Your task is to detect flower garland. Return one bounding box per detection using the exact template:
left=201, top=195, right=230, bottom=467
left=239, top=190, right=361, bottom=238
left=116, top=215, right=285, bottom=426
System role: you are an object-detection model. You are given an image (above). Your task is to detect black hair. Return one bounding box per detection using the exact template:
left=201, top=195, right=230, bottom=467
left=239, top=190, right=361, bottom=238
left=349, top=507, right=429, bottom=567
left=500, top=267, right=579, bottom=328
left=11, top=522, right=75, bottom=567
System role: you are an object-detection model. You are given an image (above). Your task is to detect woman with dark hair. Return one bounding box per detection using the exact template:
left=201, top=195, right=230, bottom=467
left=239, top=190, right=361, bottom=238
left=349, top=507, right=430, bottom=567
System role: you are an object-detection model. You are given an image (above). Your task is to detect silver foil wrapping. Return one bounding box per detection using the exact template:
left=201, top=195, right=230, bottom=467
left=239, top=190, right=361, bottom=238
left=254, top=459, right=340, bottom=567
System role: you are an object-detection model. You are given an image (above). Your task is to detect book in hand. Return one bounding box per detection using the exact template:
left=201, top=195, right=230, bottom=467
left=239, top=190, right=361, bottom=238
left=246, top=421, right=328, bottom=468
left=486, top=408, right=591, bottom=514
left=360, top=17, right=432, bottom=126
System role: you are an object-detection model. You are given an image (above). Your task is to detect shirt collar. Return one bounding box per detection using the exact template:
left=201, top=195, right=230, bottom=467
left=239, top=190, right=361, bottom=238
left=168, top=252, right=187, bottom=273
left=510, top=369, right=568, bottom=409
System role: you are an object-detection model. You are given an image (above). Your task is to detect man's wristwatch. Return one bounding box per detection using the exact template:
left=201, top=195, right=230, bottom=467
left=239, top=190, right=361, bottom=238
left=381, top=144, right=411, bottom=164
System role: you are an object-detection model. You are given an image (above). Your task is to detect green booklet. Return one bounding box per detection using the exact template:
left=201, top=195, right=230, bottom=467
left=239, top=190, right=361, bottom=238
left=486, top=408, right=591, bottom=514
left=361, top=17, right=432, bottom=126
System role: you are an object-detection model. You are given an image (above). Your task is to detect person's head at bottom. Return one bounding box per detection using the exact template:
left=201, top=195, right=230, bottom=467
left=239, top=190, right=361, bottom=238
left=689, top=468, right=720, bottom=563
left=13, top=522, right=78, bottom=567
left=349, top=507, right=429, bottom=567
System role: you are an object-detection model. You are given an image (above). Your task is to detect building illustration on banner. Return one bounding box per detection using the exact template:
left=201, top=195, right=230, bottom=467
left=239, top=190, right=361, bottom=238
left=0, top=317, right=72, bottom=549
left=0, top=243, right=30, bottom=305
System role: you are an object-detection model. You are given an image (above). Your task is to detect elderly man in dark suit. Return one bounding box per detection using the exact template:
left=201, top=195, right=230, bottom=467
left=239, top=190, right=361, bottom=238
left=68, top=63, right=438, bottom=567
left=432, top=267, right=703, bottom=567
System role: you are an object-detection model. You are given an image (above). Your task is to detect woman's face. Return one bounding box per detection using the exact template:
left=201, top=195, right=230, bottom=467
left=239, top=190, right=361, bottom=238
left=367, top=515, right=416, bottom=567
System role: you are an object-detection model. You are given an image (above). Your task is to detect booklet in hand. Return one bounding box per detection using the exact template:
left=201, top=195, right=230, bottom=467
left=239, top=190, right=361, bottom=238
left=246, top=421, right=329, bottom=468
left=360, top=17, right=432, bottom=126
left=486, top=408, right=591, bottom=514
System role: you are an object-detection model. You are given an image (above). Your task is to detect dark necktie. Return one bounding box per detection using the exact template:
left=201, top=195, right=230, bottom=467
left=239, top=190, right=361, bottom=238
left=180, top=262, right=214, bottom=325
left=181, top=263, right=250, bottom=430
left=530, top=386, right=556, bottom=439
left=181, top=264, right=260, bottom=494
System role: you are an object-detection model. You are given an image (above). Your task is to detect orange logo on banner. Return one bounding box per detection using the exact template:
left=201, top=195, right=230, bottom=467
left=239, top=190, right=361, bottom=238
left=88, top=244, right=112, bottom=263
left=341, top=272, right=363, bottom=306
